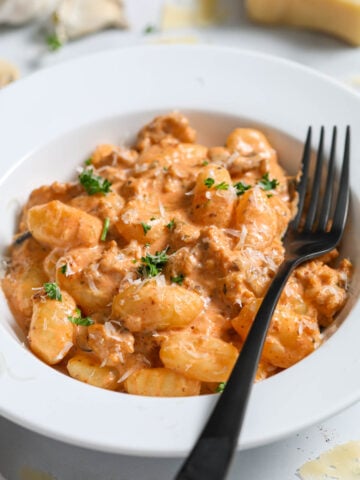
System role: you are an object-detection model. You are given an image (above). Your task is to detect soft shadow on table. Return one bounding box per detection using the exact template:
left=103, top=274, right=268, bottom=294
left=0, top=415, right=309, bottom=480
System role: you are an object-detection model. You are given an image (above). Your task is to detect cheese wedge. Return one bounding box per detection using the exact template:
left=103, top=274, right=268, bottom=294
left=246, top=0, right=360, bottom=46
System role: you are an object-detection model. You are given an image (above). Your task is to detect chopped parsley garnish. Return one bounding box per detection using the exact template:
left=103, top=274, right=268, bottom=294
left=258, top=173, right=279, bottom=191
left=233, top=181, right=251, bottom=196
left=85, top=158, right=92, bottom=166
left=68, top=309, right=94, bottom=326
left=101, top=217, right=110, bottom=241
left=215, top=182, right=229, bottom=191
left=204, top=177, right=215, bottom=188
left=132, top=259, right=138, bottom=264
left=46, top=34, right=62, bottom=52
left=79, top=168, right=112, bottom=196
left=167, top=219, right=176, bottom=230
left=202, top=161, right=209, bottom=166
left=143, top=24, right=157, bottom=34
left=44, top=282, right=62, bottom=301
left=216, top=382, right=226, bottom=393
left=171, top=274, right=185, bottom=285
left=145, top=243, right=150, bottom=248
left=141, top=222, right=152, bottom=235
left=138, top=248, right=169, bottom=278
left=60, top=264, right=67, bottom=275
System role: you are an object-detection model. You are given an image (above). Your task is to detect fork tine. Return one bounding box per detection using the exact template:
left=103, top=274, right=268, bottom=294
left=331, top=126, right=350, bottom=236
left=292, top=127, right=312, bottom=229
left=318, top=126, right=337, bottom=231
left=304, top=126, right=325, bottom=231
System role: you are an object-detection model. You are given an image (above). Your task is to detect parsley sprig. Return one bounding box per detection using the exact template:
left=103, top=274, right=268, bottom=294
left=233, top=181, right=251, bottom=196
left=215, top=182, right=229, bottom=191
left=204, top=177, right=215, bottom=188
left=46, top=34, right=62, bottom=52
left=232, top=173, right=278, bottom=197
left=138, top=248, right=169, bottom=278
left=68, top=309, right=94, bottom=326
left=167, top=219, right=176, bottom=231
left=143, top=24, right=157, bottom=34
left=101, top=217, right=110, bottom=241
left=79, top=168, right=112, bottom=196
left=216, top=382, right=226, bottom=393
left=141, top=222, right=152, bottom=235
left=258, top=173, right=279, bottom=191
left=171, top=274, right=185, bottom=285
left=44, top=282, right=62, bottom=301
left=204, top=178, right=230, bottom=191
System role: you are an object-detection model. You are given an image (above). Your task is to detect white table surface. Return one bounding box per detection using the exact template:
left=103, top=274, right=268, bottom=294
left=1, top=1, right=360, bottom=479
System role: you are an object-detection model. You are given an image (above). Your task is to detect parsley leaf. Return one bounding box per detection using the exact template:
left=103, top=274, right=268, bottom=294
left=216, top=382, right=226, bottom=393
left=233, top=181, right=251, bottom=196
left=167, top=219, right=176, bottom=231
left=85, top=158, right=92, bottom=166
left=101, top=217, right=110, bottom=241
left=141, top=222, right=152, bottom=235
left=143, top=24, right=157, bottom=34
left=215, top=181, right=229, bottom=191
left=60, top=264, right=67, bottom=275
left=204, top=177, right=215, bottom=188
left=202, top=161, right=209, bottom=166
left=171, top=274, right=185, bottom=285
left=68, top=309, right=94, bottom=326
left=138, top=248, right=169, bottom=278
left=79, top=168, right=112, bottom=196
left=44, top=282, right=62, bottom=301
left=46, top=34, right=62, bottom=52
left=258, top=173, right=279, bottom=191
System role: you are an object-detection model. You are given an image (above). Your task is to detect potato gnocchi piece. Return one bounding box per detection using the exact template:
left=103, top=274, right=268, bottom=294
left=57, top=243, right=134, bottom=315
left=67, top=353, right=119, bottom=390
left=1, top=238, right=48, bottom=330
left=232, top=296, right=321, bottom=369
left=192, top=163, right=235, bottom=228
left=124, top=368, right=201, bottom=397
left=116, top=199, right=169, bottom=246
left=112, top=279, right=203, bottom=332
left=69, top=191, right=124, bottom=226
left=19, top=182, right=82, bottom=232
left=226, top=128, right=276, bottom=163
left=28, top=290, right=77, bottom=365
left=88, top=322, right=135, bottom=366
left=136, top=112, right=196, bottom=151
left=295, top=259, right=350, bottom=326
left=160, top=333, right=238, bottom=382
left=28, top=200, right=102, bottom=248
left=91, top=144, right=138, bottom=168
left=234, top=187, right=278, bottom=248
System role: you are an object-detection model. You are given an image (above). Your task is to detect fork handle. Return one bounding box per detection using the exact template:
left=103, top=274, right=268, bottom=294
left=175, top=258, right=298, bottom=480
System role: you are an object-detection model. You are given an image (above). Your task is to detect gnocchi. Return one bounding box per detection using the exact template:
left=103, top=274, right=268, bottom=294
left=1, top=113, right=351, bottom=396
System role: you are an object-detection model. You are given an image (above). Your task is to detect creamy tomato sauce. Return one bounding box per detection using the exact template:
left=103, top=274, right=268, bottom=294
left=2, top=113, right=351, bottom=396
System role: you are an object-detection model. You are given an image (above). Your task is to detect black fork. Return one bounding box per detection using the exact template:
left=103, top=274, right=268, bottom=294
left=175, top=126, right=350, bottom=480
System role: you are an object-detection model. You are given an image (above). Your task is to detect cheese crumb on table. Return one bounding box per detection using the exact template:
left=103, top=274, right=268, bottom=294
left=298, top=441, right=360, bottom=480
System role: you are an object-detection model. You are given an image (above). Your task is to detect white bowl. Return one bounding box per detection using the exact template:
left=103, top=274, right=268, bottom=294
left=0, top=46, right=359, bottom=457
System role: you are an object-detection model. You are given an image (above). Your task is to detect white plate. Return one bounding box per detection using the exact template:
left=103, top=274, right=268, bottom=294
left=0, top=46, right=359, bottom=457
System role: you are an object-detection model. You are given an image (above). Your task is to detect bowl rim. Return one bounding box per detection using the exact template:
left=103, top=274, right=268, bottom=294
left=0, top=44, right=360, bottom=457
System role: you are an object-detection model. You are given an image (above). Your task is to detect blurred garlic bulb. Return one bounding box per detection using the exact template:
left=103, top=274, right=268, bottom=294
left=52, top=0, right=127, bottom=42
left=0, top=0, right=58, bottom=25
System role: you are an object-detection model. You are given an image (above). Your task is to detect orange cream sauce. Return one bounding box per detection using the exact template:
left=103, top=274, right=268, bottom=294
left=1, top=113, right=351, bottom=396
